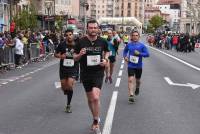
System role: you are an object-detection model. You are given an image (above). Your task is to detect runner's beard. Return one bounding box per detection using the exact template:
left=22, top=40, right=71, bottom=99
left=88, top=31, right=97, bottom=37
left=67, top=38, right=73, bottom=43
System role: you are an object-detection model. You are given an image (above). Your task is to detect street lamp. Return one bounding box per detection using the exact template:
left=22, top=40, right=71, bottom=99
left=80, top=1, right=89, bottom=34
left=45, top=1, right=53, bottom=31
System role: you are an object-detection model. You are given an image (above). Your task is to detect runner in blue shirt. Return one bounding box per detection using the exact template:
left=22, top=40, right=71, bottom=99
left=123, top=30, right=149, bottom=103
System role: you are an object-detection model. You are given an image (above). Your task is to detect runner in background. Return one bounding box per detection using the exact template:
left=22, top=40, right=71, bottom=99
left=54, top=29, right=78, bottom=113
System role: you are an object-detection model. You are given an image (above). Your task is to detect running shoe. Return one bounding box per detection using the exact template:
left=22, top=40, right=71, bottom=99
left=94, top=127, right=101, bottom=134
left=128, top=95, right=135, bottom=103
left=109, top=77, right=113, bottom=84
left=105, top=77, right=109, bottom=83
left=91, top=118, right=101, bottom=130
left=64, top=105, right=72, bottom=113
left=135, top=88, right=140, bottom=96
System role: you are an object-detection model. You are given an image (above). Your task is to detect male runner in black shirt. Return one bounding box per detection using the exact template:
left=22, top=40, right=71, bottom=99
left=74, top=20, right=109, bottom=132
left=54, top=29, right=78, bottom=113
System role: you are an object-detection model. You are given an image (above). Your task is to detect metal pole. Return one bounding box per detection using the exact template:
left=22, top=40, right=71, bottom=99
left=48, top=8, right=50, bottom=31
left=84, top=1, right=87, bottom=35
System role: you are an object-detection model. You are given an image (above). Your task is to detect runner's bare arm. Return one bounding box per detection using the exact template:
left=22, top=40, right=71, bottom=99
left=73, top=48, right=86, bottom=61
left=54, top=52, right=66, bottom=59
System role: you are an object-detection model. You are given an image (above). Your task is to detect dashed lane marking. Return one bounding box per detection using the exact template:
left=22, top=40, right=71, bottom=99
left=115, top=78, right=121, bottom=87
left=0, top=61, right=58, bottom=87
left=19, top=77, right=32, bottom=82
left=55, top=82, right=61, bottom=89
left=120, top=64, right=124, bottom=69
left=118, top=70, right=123, bottom=77
left=2, top=82, right=8, bottom=85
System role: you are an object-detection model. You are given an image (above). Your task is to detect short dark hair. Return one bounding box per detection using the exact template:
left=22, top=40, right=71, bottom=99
left=130, top=30, right=140, bottom=35
left=87, top=19, right=99, bottom=28
left=65, top=29, right=73, bottom=35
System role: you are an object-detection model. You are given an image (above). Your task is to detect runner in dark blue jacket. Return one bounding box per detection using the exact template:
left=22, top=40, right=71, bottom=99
left=123, top=30, right=149, bottom=103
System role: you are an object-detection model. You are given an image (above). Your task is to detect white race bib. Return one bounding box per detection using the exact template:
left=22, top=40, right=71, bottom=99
left=87, top=55, right=101, bottom=66
left=129, top=55, right=139, bottom=64
left=110, top=51, right=112, bottom=56
left=63, top=59, right=74, bottom=67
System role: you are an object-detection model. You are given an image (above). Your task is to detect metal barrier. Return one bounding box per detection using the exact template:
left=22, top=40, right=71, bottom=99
left=0, top=41, right=55, bottom=70
left=30, top=43, right=40, bottom=61
left=0, top=46, right=15, bottom=69
left=30, top=42, right=54, bottom=62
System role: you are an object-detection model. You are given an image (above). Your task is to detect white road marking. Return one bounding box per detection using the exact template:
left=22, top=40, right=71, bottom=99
left=164, top=77, right=200, bottom=90
left=2, top=82, right=8, bottom=85
left=0, top=79, right=12, bottom=81
left=120, top=64, right=124, bottom=69
left=19, top=75, right=25, bottom=78
left=54, top=82, right=61, bottom=89
left=118, top=70, right=123, bottom=77
left=149, top=46, right=200, bottom=71
left=102, top=91, right=118, bottom=134
left=0, top=62, right=58, bottom=87
left=19, top=77, right=32, bottom=82
left=115, top=78, right=121, bottom=87
left=122, top=59, right=125, bottom=64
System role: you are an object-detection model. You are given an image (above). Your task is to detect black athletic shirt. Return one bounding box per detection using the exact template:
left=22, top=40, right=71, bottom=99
left=55, top=41, right=78, bottom=72
left=74, top=36, right=109, bottom=76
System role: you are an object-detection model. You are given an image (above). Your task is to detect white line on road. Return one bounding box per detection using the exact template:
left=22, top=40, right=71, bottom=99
left=54, top=82, right=61, bottom=89
left=102, top=91, right=118, bottom=134
left=118, top=70, right=123, bottom=77
left=149, top=46, right=200, bottom=71
left=0, top=79, right=12, bottom=81
left=115, top=78, right=121, bottom=87
left=120, top=64, right=124, bottom=69
left=8, top=79, right=14, bottom=82
left=2, top=82, right=8, bottom=85
left=0, top=62, right=58, bottom=87
left=122, top=59, right=125, bottom=64
left=164, top=77, right=200, bottom=89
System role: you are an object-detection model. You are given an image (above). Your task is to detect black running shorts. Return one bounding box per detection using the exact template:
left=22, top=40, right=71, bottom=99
left=108, top=56, right=116, bottom=63
left=59, top=70, right=78, bottom=80
left=128, top=68, right=142, bottom=79
left=82, top=75, right=104, bottom=92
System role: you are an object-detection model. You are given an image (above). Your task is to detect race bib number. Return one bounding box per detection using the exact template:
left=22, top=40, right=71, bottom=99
left=87, top=55, right=101, bottom=66
left=130, top=55, right=139, bottom=64
left=110, top=51, right=112, bottom=56
left=63, top=59, right=74, bottom=67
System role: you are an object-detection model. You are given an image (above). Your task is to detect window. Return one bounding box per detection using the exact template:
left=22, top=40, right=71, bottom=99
left=128, top=3, right=131, bottom=8
left=61, top=0, right=71, bottom=5
left=127, top=10, right=131, bottom=16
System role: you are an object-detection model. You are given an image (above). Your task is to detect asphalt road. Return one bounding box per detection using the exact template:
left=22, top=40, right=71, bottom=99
left=0, top=37, right=200, bottom=134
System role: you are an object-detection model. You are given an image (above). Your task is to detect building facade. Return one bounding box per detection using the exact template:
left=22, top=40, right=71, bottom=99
left=0, top=0, right=10, bottom=32
left=180, top=0, right=200, bottom=34
left=156, top=3, right=180, bottom=32
left=86, top=0, right=144, bottom=24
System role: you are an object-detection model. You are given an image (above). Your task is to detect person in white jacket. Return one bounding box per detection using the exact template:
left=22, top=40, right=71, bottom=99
left=14, top=34, right=24, bottom=68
